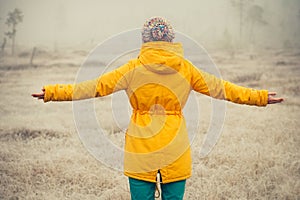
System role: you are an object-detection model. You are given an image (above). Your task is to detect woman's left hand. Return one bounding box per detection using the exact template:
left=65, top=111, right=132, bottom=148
left=268, top=92, right=284, bottom=104
left=32, top=88, right=45, bottom=100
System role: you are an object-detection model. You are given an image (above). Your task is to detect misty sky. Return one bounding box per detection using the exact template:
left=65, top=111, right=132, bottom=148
left=0, top=0, right=299, bottom=49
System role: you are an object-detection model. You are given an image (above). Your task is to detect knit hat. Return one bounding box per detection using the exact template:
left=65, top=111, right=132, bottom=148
left=141, top=16, right=175, bottom=43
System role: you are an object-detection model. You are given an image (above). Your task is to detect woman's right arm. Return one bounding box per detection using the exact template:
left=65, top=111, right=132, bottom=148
left=190, top=65, right=283, bottom=106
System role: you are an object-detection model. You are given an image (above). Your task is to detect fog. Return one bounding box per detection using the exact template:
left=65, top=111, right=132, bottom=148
left=0, top=1, right=299, bottom=199
left=0, top=0, right=299, bottom=50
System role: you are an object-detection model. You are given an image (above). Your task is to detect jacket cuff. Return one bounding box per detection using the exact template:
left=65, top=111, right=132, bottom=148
left=260, top=90, right=269, bottom=106
left=43, top=85, right=53, bottom=102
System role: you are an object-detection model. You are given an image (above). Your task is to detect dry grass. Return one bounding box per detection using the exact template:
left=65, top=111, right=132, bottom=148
left=0, top=48, right=299, bottom=199
left=0, top=128, right=130, bottom=200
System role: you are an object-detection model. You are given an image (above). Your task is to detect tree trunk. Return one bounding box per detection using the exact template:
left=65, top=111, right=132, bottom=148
left=239, top=0, right=243, bottom=45
left=1, top=38, right=6, bottom=53
left=30, top=47, right=37, bottom=66
left=12, top=24, right=16, bottom=56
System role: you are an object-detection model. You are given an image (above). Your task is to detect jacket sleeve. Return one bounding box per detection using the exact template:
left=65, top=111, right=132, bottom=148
left=43, top=61, right=133, bottom=102
left=190, top=65, right=268, bottom=106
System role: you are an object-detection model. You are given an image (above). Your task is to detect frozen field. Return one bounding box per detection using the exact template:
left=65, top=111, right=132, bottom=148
left=0, top=47, right=299, bottom=199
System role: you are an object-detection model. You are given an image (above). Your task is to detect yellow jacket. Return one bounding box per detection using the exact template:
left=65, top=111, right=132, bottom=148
left=43, top=41, right=268, bottom=183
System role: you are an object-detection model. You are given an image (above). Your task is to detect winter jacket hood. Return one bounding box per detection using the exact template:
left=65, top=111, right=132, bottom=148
left=138, top=41, right=184, bottom=74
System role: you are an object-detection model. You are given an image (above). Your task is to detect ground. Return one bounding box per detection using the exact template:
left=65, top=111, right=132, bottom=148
left=0, top=46, right=299, bottom=199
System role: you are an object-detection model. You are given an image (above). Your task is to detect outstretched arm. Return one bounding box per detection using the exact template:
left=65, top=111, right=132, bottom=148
left=190, top=65, right=284, bottom=106
left=32, top=78, right=100, bottom=102
left=32, top=61, right=134, bottom=102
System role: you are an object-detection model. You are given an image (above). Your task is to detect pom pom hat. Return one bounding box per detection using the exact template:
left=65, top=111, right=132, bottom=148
left=142, top=16, right=175, bottom=43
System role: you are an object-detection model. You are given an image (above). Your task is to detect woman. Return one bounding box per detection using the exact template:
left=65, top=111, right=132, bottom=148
left=32, top=16, right=283, bottom=200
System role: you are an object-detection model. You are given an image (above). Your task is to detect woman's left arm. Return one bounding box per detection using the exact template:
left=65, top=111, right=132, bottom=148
left=32, top=61, right=134, bottom=102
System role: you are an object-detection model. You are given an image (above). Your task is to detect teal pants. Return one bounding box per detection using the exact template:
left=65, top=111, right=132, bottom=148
left=129, top=177, right=186, bottom=200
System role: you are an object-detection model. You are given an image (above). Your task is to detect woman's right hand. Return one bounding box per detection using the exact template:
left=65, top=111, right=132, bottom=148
left=32, top=88, right=45, bottom=100
left=268, top=92, right=284, bottom=104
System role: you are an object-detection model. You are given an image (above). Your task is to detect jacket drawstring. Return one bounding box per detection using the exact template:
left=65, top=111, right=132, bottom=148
left=155, top=170, right=161, bottom=198
left=155, top=183, right=160, bottom=198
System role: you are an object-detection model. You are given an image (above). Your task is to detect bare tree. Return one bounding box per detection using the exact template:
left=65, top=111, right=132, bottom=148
left=222, top=28, right=235, bottom=58
left=298, top=9, right=300, bottom=23
left=297, top=9, right=300, bottom=46
left=5, top=8, right=23, bottom=56
left=1, top=38, right=7, bottom=53
left=246, top=5, right=268, bottom=45
left=0, top=18, right=6, bottom=56
left=230, top=0, right=254, bottom=46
